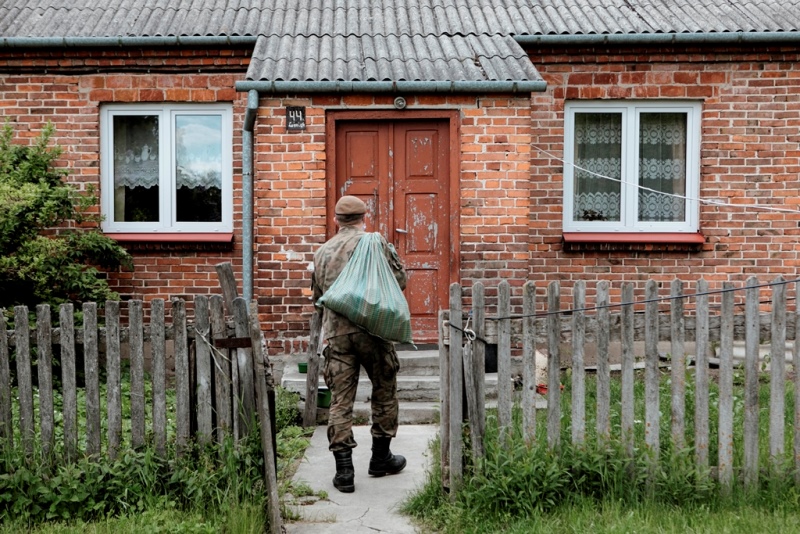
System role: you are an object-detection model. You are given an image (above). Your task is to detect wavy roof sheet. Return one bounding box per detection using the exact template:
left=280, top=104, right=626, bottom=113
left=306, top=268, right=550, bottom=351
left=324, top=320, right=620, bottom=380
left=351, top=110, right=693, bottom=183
left=1, top=1, right=798, bottom=83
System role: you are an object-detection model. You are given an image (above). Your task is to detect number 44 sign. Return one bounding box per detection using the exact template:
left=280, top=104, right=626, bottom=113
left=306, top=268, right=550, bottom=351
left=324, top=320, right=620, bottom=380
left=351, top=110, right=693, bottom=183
left=286, top=106, right=306, bottom=131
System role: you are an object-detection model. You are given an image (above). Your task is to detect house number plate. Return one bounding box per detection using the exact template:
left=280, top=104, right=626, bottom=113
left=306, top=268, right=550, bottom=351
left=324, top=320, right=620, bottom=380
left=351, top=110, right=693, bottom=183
left=286, top=106, right=306, bottom=131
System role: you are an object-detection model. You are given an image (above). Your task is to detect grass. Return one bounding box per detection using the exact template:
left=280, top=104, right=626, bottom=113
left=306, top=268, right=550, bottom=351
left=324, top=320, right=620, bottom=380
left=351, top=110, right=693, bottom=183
left=403, top=369, right=800, bottom=533
left=0, top=382, right=315, bottom=533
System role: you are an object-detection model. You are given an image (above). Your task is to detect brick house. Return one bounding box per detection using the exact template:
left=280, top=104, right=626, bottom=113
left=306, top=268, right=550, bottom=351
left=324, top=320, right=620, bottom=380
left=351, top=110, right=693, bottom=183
left=2, top=1, right=799, bottom=358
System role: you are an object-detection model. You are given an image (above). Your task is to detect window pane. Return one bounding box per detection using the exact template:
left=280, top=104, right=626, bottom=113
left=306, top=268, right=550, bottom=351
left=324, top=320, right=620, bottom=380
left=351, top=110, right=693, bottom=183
left=175, top=115, right=222, bottom=223
left=638, top=113, right=687, bottom=222
left=573, top=113, right=622, bottom=222
left=113, top=115, right=159, bottom=222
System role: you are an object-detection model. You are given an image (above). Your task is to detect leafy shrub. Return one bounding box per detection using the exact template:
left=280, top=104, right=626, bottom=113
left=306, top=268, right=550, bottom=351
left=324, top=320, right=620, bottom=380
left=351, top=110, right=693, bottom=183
left=0, top=121, right=131, bottom=314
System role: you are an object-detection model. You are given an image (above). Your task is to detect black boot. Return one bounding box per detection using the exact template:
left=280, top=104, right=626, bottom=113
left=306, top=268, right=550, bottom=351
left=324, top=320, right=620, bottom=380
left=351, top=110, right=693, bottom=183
left=368, top=436, right=406, bottom=477
left=332, top=450, right=355, bottom=493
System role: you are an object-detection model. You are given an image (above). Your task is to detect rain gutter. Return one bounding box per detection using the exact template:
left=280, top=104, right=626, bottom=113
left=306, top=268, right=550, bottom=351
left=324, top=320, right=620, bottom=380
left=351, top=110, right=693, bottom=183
left=0, top=36, right=258, bottom=48
left=242, top=90, right=259, bottom=304
left=514, top=31, right=800, bottom=47
left=235, top=80, right=547, bottom=93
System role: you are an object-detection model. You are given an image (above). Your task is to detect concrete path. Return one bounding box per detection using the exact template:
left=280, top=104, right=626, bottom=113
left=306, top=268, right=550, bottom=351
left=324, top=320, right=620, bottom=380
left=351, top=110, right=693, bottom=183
left=284, top=424, right=438, bottom=534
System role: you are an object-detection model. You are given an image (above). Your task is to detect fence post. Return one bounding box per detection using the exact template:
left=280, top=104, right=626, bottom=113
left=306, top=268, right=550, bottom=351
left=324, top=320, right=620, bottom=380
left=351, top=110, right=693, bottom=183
left=769, top=276, right=786, bottom=468
left=718, top=282, right=735, bottom=493
left=522, top=281, right=537, bottom=443
left=571, top=280, right=586, bottom=445
left=210, top=295, right=231, bottom=445
left=670, top=279, right=686, bottom=451
left=547, top=281, right=561, bottom=450
left=14, top=307, right=33, bottom=457
left=248, top=302, right=283, bottom=534
left=744, top=277, right=760, bottom=491
left=694, top=279, right=710, bottom=470
left=36, top=304, right=54, bottom=457
left=84, top=302, right=101, bottom=457
left=596, top=281, right=611, bottom=443
left=448, top=282, right=463, bottom=499
left=151, top=299, right=167, bottom=457
left=497, top=281, right=512, bottom=441
left=620, top=283, right=635, bottom=458
left=233, top=297, right=256, bottom=437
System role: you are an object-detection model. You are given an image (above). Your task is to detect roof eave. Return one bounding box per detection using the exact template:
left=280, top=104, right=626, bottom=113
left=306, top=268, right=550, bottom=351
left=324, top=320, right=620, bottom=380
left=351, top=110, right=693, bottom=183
left=235, top=80, right=547, bottom=94
left=0, top=36, right=258, bottom=48
left=515, top=31, right=800, bottom=47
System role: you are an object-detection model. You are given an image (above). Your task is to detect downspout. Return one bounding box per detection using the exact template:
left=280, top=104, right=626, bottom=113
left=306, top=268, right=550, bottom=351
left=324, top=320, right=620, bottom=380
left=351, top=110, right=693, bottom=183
left=242, top=89, right=259, bottom=303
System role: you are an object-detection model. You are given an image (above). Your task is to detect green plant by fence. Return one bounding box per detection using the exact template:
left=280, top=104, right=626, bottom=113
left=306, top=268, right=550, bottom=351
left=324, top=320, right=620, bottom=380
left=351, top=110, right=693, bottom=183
left=0, top=295, right=282, bottom=533
left=440, top=276, right=800, bottom=500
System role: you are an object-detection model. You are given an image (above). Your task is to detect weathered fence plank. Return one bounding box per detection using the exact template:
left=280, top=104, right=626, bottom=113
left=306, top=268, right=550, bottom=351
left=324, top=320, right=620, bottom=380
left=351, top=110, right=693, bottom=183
left=196, top=296, right=213, bottom=445
left=210, top=295, right=231, bottom=444
left=670, top=279, right=686, bottom=451
left=596, top=281, right=611, bottom=443
left=129, top=300, right=145, bottom=450
left=497, top=281, right=512, bottom=439
left=438, top=308, right=450, bottom=491
left=61, top=304, right=78, bottom=461
left=718, top=283, right=735, bottom=492
left=14, top=307, right=33, bottom=456
left=644, top=280, right=660, bottom=463
left=84, top=302, right=101, bottom=456
left=795, top=286, right=800, bottom=485
left=233, top=298, right=255, bottom=437
left=744, top=277, right=760, bottom=490
left=621, top=283, right=635, bottom=457
left=522, top=281, right=536, bottom=443
left=463, top=340, right=480, bottom=460
left=571, top=281, right=586, bottom=445
left=302, top=311, right=322, bottom=428
left=547, top=281, right=561, bottom=450
left=472, top=282, right=486, bottom=457
left=770, top=276, right=786, bottom=468
left=37, top=304, right=54, bottom=457
left=174, top=298, right=190, bottom=455
left=448, top=283, right=463, bottom=498
left=0, top=312, right=11, bottom=447
left=106, top=300, right=122, bottom=459
left=151, top=299, right=167, bottom=457
left=695, top=279, right=709, bottom=469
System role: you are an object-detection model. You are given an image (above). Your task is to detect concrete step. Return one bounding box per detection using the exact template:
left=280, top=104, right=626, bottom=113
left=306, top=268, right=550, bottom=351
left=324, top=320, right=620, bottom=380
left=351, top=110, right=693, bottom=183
left=282, top=369, right=499, bottom=403
left=298, top=399, right=508, bottom=426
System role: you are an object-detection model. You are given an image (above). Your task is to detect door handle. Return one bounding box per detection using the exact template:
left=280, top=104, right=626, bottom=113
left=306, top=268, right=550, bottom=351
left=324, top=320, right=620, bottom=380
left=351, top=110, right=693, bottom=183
left=395, top=228, right=408, bottom=234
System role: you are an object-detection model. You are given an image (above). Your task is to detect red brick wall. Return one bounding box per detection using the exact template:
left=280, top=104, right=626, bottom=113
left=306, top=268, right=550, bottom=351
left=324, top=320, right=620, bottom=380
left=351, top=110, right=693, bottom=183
left=0, top=47, right=251, bottom=305
left=528, top=44, right=800, bottom=308
left=251, top=94, right=532, bottom=354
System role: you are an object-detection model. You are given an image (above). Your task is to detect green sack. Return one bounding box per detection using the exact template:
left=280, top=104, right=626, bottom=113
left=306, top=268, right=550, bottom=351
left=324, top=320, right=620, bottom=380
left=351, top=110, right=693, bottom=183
left=317, top=232, right=412, bottom=343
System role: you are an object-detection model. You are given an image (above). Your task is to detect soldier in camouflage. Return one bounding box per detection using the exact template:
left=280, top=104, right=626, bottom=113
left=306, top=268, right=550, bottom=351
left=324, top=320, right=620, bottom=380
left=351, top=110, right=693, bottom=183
left=311, top=195, right=408, bottom=493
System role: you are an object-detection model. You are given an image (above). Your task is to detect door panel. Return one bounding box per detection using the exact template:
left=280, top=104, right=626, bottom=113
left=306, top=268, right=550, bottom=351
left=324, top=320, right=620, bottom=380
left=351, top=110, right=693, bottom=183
left=334, top=119, right=450, bottom=342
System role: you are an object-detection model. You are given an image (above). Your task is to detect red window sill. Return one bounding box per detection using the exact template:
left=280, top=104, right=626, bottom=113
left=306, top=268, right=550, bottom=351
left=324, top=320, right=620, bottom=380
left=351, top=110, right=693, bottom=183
left=562, top=232, right=705, bottom=245
left=108, top=233, right=234, bottom=243
left=562, top=232, right=705, bottom=252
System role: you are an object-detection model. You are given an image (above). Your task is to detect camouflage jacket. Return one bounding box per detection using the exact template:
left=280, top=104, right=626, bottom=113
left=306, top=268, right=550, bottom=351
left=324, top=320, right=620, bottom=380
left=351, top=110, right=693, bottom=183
left=312, top=225, right=407, bottom=340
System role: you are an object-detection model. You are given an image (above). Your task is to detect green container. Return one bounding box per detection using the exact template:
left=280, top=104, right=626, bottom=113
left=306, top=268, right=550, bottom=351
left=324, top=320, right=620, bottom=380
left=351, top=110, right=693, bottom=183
left=317, top=388, right=332, bottom=408
left=298, top=362, right=307, bottom=373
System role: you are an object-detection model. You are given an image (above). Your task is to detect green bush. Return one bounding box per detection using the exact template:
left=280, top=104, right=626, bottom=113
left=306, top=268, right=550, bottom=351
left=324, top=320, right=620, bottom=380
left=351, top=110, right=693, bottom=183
left=0, top=122, right=131, bottom=314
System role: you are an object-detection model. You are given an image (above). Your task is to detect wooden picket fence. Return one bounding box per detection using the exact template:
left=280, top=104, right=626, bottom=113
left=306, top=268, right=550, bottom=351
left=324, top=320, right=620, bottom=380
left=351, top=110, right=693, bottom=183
left=0, top=295, right=281, bottom=532
left=440, top=276, right=800, bottom=499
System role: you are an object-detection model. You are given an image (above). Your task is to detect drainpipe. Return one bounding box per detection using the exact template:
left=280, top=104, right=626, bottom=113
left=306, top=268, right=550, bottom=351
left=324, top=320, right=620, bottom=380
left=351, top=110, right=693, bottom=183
left=514, top=31, right=800, bottom=47
left=242, top=90, right=259, bottom=303
left=1, top=36, right=258, bottom=48
left=235, top=80, right=547, bottom=93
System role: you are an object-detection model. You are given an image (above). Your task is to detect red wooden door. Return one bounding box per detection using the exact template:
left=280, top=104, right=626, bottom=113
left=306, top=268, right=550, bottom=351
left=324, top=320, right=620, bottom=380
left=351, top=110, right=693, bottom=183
left=334, top=120, right=450, bottom=342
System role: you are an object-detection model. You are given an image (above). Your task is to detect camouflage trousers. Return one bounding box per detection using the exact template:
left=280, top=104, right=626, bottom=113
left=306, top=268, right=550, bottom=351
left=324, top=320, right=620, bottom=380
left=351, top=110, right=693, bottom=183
left=323, top=332, right=400, bottom=452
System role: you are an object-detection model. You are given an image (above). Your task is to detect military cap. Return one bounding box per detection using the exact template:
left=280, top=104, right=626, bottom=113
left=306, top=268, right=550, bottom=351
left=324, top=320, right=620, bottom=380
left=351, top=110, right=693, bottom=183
left=335, top=195, right=367, bottom=216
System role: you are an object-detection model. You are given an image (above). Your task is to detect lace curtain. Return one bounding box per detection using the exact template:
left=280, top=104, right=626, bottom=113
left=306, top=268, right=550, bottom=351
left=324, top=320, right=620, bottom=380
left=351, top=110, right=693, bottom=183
left=573, top=112, right=687, bottom=223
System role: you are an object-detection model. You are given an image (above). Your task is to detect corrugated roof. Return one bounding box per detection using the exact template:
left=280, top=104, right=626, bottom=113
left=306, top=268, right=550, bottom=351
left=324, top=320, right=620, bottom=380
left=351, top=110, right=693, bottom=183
left=1, top=1, right=799, bottom=84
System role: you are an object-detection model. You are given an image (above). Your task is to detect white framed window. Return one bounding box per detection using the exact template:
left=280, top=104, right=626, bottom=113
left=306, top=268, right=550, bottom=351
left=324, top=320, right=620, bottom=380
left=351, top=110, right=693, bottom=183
left=100, top=103, right=233, bottom=234
left=563, top=101, right=701, bottom=234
